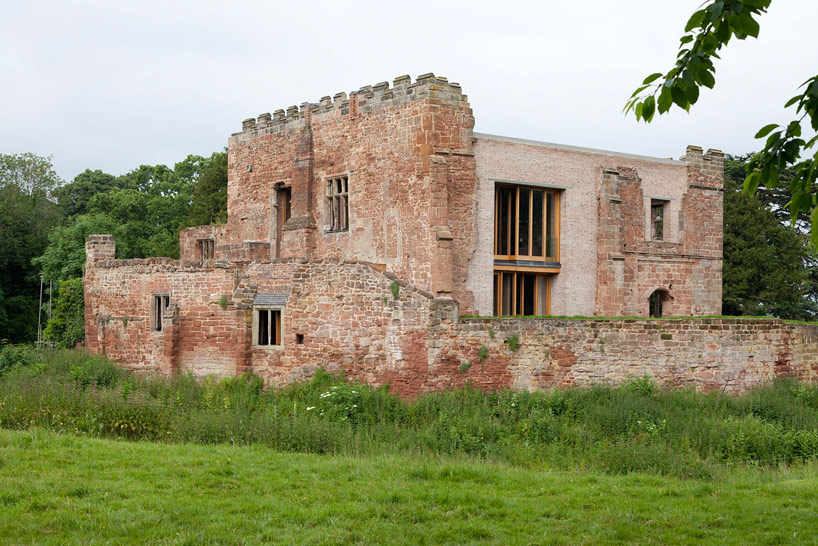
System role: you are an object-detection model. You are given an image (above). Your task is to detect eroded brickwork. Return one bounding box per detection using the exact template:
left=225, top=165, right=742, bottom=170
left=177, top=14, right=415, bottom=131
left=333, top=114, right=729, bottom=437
left=84, top=74, right=746, bottom=396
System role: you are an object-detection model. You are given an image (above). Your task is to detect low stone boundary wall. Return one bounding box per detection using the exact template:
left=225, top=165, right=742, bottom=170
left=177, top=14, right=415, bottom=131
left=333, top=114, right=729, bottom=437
left=429, top=317, right=818, bottom=393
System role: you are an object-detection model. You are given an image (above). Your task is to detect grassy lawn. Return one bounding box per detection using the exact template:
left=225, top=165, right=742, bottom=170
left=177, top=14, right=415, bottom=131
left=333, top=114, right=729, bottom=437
left=2, top=428, right=818, bottom=545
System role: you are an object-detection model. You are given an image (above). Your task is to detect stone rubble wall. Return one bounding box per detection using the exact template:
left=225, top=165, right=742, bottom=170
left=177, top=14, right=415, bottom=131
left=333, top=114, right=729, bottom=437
left=85, top=234, right=818, bottom=396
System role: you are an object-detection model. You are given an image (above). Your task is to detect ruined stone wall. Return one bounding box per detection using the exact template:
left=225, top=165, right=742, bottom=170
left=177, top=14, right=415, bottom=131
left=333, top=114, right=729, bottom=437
left=431, top=317, right=818, bottom=394
left=85, top=234, right=817, bottom=396
left=225, top=74, right=475, bottom=304
left=179, top=224, right=226, bottom=261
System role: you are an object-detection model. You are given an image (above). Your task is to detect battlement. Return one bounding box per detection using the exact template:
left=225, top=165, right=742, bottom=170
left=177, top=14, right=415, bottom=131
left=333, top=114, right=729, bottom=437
left=231, top=73, right=469, bottom=142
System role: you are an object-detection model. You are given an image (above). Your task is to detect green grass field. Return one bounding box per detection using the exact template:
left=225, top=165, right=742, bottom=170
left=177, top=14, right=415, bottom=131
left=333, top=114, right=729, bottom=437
left=2, top=428, right=818, bottom=545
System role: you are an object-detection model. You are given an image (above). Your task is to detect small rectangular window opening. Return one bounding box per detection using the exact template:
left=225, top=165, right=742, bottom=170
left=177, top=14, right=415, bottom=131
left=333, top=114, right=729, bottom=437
left=651, top=200, right=666, bottom=241
left=256, top=308, right=282, bottom=346
left=152, top=294, right=170, bottom=332
left=198, top=239, right=215, bottom=260
left=326, top=175, right=349, bottom=231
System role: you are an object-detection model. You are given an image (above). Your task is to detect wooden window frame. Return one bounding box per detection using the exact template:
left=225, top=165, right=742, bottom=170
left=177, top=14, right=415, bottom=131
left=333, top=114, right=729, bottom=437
left=252, top=306, right=283, bottom=348
left=277, top=186, right=292, bottom=229
left=325, top=175, right=349, bottom=232
left=151, top=292, right=171, bottom=332
left=492, top=271, right=551, bottom=316
left=198, top=239, right=214, bottom=260
left=494, top=184, right=560, bottom=262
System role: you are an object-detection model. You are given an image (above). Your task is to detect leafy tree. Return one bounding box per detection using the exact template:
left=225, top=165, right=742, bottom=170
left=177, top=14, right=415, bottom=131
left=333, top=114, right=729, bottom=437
left=42, top=277, right=85, bottom=348
left=625, top=1, right=818, bottom=246
left=722, top=157, right=817, bottom=319
left=52, top=169, right=132, bottom=218
left=33, top=214, right=123, bottom=283
left=0, top=154, right=63, bottom=342
left=187, top=150, right=228, bottom=226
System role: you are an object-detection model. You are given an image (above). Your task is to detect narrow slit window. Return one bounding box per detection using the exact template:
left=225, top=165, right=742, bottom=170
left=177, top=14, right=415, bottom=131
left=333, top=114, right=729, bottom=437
left=277, top=186, right=292, bottom=228
left=326, top=175, right=349, bottom=231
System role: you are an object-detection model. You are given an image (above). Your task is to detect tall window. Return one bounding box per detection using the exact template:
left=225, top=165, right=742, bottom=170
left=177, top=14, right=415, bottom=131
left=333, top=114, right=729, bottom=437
left=198, top=239, right=214, bottom=260
left=152, top=293, right=170, bottom=332
left=326, top=175, right=349, bottom=231
left=493, top=272, right=550, bottom=316
left=277, top=186, right=292, bottom=228
left=495, top=185, right=559, bottom=261
left=254, top=308, right=282, bottom=346
left=649, top=290, right=663, bottom=317
left=651, top=200, right=667, bottom=241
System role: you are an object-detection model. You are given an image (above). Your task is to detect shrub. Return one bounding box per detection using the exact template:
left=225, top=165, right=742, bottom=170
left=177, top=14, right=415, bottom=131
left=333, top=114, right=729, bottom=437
left=0, top=344, right=39, bottom=376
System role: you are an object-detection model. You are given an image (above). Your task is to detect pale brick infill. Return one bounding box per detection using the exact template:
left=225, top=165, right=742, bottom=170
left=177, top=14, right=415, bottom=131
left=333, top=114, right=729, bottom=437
left=81, top=74, right=791, bottom=396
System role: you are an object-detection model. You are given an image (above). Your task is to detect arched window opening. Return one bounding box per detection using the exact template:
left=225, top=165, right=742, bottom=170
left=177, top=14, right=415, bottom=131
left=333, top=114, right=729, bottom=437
left=649, top=290, right=665, bottom=317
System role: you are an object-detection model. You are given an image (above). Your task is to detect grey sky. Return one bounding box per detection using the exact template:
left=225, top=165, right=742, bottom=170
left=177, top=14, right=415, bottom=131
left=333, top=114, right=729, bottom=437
left=2, top=1, right=816, bottom=182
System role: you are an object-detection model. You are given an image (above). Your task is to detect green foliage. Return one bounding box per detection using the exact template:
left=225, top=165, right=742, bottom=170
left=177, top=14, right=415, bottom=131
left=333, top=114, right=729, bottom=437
left=219, top=295, right=228, bottom=310
left=42, top=278, right=84, bottom=348
left=186, top=151, right=228, bottom=226
left=52, top=169, right=130, bottom=218
left=627, top=1, right=818, bottom=250
left=488, top=327, right=495, bottom=339
left=0, top=154, right=63, bottom=342
left=390, top=281, right=400, bottom=300
left=0, top=344, right=39, bottom=376
left=459, top=362, right=473, bottom=373
left=506, top=334, right=520, bottom=352
left=722, top=157, right=817, bottom=319
left=626, top=375, right=657, bottom=396
left=478, top=345, right=489, bottom=361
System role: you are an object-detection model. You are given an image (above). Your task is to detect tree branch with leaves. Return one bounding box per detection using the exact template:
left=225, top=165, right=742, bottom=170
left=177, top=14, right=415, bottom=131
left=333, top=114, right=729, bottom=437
left=626, top=0, right=818, bottom=245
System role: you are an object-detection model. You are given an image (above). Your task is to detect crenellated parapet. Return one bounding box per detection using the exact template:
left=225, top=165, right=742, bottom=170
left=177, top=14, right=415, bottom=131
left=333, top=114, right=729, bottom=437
left=231, top=73, right=469, bottom=143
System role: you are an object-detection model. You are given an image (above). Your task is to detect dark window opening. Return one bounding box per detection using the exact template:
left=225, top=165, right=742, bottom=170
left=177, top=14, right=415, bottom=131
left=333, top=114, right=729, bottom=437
left=649, top=290, right=663, bottom=318
left=256, top=308, right=282, bottom=346
left=277, top=186, right=292, bottom=228
left=152, top=294, right=170, bottom=332
left=326, top=175, right=349, bottom=231
left=295, top=333, right=304, bottom=344
left=651, top=200, right=667, bottom=241
left=198, top=239, right=214, bottom=260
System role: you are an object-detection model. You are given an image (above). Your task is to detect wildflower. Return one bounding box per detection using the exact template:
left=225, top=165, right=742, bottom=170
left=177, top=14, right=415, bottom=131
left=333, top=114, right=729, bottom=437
left=306, top=406, right=315, bottom=411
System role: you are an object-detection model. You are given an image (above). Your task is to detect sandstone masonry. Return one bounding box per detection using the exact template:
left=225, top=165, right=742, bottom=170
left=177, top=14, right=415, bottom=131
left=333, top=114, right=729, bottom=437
left=84, top=74, right=813, bottom=394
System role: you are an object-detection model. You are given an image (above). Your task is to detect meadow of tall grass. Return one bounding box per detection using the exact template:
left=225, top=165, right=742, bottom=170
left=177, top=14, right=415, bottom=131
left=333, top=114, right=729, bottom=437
left=2, top=344, right=818, bottom=478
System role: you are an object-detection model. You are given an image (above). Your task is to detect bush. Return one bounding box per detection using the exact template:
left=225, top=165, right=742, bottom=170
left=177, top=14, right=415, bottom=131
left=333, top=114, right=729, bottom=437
left=0, top=344, right=39, bottom=376
left=2, top=352, right=818, bottom=478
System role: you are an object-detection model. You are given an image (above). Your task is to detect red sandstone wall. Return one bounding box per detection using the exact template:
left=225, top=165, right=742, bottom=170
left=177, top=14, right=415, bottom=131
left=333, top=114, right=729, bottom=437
left=224, top=75, right=475, bottom=303
left=179, top=224, right=226, bottom=261
left=432, top=318, right=818, bottom=393
left=85, top=234, right=817, bottom=395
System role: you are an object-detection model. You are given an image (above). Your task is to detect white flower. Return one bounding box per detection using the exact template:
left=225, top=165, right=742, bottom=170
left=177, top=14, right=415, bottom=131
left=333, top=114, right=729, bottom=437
left=306, top=406, right=315, bottom=411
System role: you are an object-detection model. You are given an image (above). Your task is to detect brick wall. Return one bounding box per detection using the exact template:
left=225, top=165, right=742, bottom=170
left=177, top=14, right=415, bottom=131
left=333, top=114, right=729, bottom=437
left=86, top=235, right=818, bottom=396
left=224, top=74, right=476, bottom=305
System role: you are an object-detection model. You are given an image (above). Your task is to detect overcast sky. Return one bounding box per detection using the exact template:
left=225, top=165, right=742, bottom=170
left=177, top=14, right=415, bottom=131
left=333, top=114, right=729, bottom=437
left=2, top=0, right=816, bottom=182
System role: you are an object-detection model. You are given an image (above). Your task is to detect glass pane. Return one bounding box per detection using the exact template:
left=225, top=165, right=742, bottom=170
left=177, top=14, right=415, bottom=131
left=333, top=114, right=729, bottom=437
left=532, top=189, right=543, bottom=256
left=516, top=273, right=524, bottom=316
left=497, top=188, right=510, bottom=255
left=546, top=192, right=555, bottom=258
left=523, top=274, right=536, bottom=316
left=518, top=188, right=529, bottom=256
left=258, top=310, right=269, bottom=345
left=501, top=273, right=513, bottom=316
left=537, top=276, right=548, bottom=315
left=493, top=273, right=499, bottom=316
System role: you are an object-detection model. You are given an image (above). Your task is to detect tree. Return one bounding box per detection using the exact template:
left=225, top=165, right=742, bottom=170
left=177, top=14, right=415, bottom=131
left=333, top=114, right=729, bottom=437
left=0, top=153, right=63, bottom=342
left=186, top=151, right=228, bottom=226
left=625, top=1, right=818, bottom=246
left=52, top=169, right=132, bottom=218
left=42, top=277, right=85, bottom=348
left=722, top=157, right=817, bottom=319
